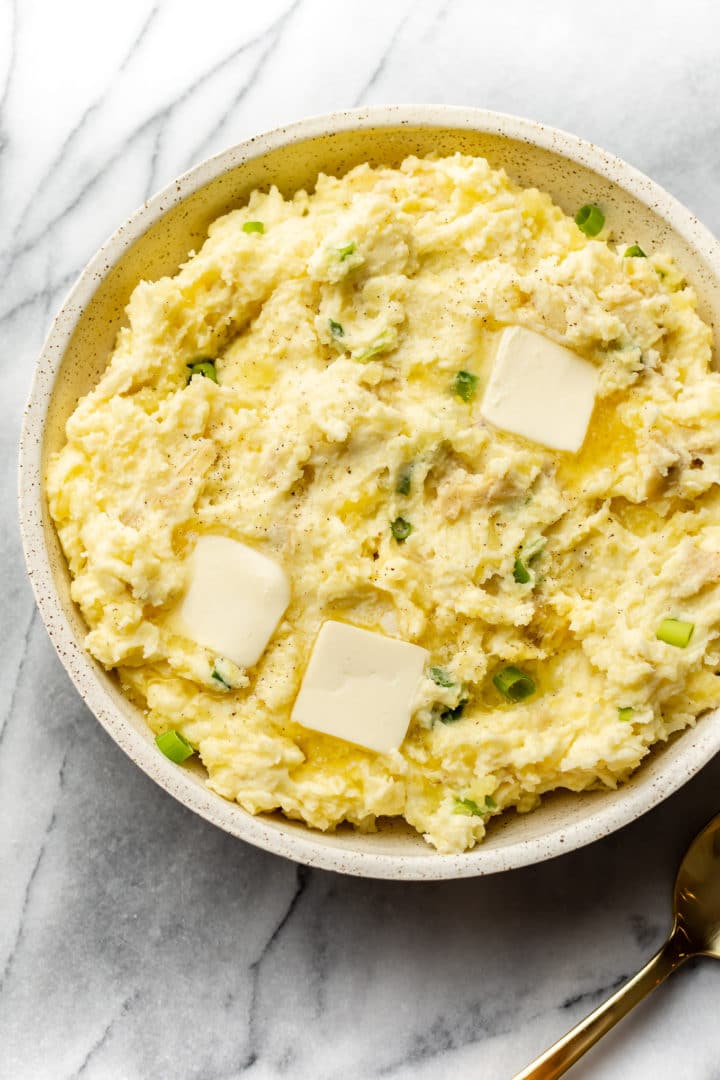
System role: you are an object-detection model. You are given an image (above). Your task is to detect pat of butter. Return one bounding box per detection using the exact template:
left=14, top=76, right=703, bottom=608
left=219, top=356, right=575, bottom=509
left=480, top=326, right=598, bottom=453
left=291, top=621, right=429, bottom=754
left=176, top=535, right=290, bottom=668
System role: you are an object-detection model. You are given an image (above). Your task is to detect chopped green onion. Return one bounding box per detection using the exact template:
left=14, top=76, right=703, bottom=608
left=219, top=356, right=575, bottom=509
left=186, top=359, right=217, bottom=384
left=656, top=618, right=694, bottom=648
left=575, top=204, right=605, bottom=237
left=453, top=370, right=478, bottom=402
left=337, top=242, right=356, bottom=260
left=513, top=536, right=546, bottom=584
left=430, top=666, right=454, bottom=688
left=439, top=699, right=467, bottom=724
left=624, top=244, right=646, bottom=258
left=243, top=221, right=265, bottom=234
left=328, top=318, right=344, bottom=339
left=155, top=730, right=194, bottom=764
left=522, top=537, right=546, bottom=562
left=353, top=329, right=397, bottom=362
left=513, top=558, right=531, bottom=584
left=396, top=464, right=413, bottom=496
left=211, top=668, right=232, bottom=690
left=618, top=706, right=634, bottom=722
left=493, top=665, right=536, bottom=701
left=391, top=517, right=412, bottom=542
left=453, top=794, right=497, bottom=817
left=514, top=536, right=546, bottom=585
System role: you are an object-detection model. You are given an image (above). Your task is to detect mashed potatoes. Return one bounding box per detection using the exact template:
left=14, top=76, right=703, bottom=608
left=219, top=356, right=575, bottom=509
left=46, top=154, right=720, bottom=853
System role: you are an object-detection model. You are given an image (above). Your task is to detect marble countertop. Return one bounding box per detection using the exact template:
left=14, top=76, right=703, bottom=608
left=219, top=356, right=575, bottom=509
left=3, top=1, right=720, bottom=1076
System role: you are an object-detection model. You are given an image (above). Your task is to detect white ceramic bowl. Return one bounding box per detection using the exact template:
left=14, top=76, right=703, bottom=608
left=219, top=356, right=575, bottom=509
left=19, top=106, right=720, bottom=880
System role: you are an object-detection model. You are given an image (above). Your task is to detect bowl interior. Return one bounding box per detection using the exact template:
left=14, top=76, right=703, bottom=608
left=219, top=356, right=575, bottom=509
left=28, top=113, right=720, bottom=877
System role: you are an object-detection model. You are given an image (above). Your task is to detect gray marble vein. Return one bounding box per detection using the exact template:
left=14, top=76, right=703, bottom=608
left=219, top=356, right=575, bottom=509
left=352, top=1, right=415, bottom=106
left=3, top=1, right=720, bottom=1077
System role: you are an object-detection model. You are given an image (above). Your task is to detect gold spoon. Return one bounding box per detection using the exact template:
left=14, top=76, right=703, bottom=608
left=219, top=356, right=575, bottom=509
left=513, top=813, right=720, bottom=1079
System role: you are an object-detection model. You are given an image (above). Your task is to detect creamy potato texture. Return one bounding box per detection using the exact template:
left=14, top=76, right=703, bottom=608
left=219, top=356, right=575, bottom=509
left=46, top=155, right=720, bottom=853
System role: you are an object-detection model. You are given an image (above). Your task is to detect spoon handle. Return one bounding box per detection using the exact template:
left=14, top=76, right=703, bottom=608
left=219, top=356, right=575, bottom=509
left=512, top=929, right=688, bottom=1079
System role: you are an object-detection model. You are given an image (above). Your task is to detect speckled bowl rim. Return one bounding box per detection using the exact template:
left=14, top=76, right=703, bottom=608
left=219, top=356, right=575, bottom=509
left=18, top=105, right=720, bottom=880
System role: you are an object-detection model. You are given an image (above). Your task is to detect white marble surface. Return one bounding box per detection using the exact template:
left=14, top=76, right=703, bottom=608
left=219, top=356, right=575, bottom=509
left=2, top=1, right=720, bottom=1076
